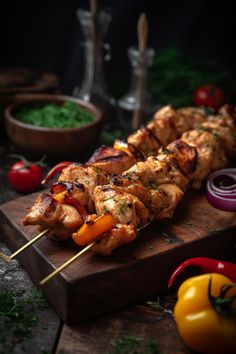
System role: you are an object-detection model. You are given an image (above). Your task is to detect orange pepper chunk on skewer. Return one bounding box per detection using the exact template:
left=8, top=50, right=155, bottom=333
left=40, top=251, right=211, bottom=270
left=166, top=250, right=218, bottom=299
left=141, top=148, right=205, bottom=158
left=72, top=213, right=116, bottom=246
left=113, top=140, right=132, bottom=156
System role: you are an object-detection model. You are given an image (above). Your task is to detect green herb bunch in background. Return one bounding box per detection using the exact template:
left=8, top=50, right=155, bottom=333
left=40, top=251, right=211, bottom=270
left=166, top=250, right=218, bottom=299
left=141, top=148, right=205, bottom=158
left=150, top=47, right=236, bottom=108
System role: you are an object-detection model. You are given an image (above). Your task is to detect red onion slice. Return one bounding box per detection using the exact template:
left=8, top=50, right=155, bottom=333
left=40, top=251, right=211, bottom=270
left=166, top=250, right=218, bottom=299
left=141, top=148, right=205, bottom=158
left=206, top=168, right=236, bottom=211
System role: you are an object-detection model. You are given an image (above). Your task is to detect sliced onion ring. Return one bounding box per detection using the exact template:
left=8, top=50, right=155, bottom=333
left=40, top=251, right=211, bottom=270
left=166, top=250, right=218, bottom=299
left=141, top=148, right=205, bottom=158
left=206, top=168, right=236, bottom=211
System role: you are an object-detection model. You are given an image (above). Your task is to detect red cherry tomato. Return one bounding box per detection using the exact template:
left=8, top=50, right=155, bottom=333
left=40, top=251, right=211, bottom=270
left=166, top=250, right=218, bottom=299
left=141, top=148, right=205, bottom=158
left=8, top=160, right=44, bottom=193
left=193, top=85, right=225, bottom=110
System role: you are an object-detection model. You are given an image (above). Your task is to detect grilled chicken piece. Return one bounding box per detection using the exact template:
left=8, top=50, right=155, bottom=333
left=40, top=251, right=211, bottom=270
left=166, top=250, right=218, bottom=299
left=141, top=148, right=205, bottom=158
left=111, top=174, right=152, bottom=207
left=127, top=127, right=161, bottom=157
left=176, top=107, right=207, bottom=133
left=58, top=163, right=110, bottom=211
left=87, top=145, right=136, bottom=174
left=218, top=104, right=236, bottom=129
left=122, top=140, right=196, bottom=191
left=92, top=224, right=137, bottom=255
left=59, top=164, right=110, bottom=197
left=93, top=186, right=151, bottom=227
left=147, top=116, right=178, bottom=147
left=199, top=121, right=236, bottom=158
left=23, top=193, right=83, bottom=241
left=159, top=140, right=197, bottom=179
left=153, top=183, right=183, bottom=219
left=182, top=129, right=228, bottom=189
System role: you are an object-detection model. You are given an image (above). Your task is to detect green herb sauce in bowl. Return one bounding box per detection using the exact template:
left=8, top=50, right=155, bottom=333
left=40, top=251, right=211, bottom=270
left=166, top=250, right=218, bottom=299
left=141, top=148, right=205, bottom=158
left=4, top=94, right=102, bottom=159
left=15, top=101, right=94, bottom=128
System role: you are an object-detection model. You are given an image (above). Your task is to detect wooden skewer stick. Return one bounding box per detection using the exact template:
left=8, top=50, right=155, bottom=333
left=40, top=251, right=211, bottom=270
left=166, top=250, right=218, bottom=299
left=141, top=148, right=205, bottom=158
left=40, top=242, right=95, bottom=286
left=138, top=12, right=148, bottom=54
left=0, top=228, right=50, bottom=262
left=90, top=0, right=97, bottom=17
left=132, top=13, right=149, bottom=131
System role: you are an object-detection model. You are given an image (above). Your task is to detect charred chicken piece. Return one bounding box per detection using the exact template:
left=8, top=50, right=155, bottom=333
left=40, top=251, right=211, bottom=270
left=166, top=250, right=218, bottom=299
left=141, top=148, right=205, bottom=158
left=23, top=193, right=84, bottom=241
left=182, top=129, right=228, bottom=189
left=92, top=224, right=137, bottom=255
left=93, top=186, right=151, bottom=228
left=87, top=145, right=136, bottom=174
left=127, top=127, right=162, bottom=157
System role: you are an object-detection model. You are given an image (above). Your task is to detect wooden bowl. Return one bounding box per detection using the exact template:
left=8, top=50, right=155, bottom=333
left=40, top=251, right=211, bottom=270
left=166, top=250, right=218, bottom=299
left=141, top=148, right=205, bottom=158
left=4, top=94, right=103, bottom=159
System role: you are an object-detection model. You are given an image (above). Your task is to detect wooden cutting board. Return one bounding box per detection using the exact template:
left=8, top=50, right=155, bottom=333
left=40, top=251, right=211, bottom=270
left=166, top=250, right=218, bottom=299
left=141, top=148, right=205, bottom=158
left=0, top=190, right=236, bottom=324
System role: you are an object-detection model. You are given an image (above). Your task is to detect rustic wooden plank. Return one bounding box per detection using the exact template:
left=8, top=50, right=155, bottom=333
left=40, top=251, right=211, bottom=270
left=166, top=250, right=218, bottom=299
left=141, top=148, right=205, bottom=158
left=56, top=298, right=193, bottom=354
left=0, top=190, right=236, bottom=324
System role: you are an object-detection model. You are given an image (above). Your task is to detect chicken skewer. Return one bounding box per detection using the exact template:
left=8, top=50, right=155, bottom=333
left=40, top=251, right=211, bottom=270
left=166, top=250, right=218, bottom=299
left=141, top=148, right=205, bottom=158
left=0, top=105, right=234, bottom=262
left=39, top=105, right=236, bottom=284
left=24, top=104, right=236, bottom=239
left=22, top=106, right=223, bottom=236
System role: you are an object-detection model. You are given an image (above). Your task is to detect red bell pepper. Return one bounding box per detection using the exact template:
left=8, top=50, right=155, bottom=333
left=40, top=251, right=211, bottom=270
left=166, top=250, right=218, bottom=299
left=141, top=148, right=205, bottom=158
left=41, top=161, right=72, bottom=184
left=62, top=197, right=88, bottom=221
left=168, top=257, right=236, bottom=288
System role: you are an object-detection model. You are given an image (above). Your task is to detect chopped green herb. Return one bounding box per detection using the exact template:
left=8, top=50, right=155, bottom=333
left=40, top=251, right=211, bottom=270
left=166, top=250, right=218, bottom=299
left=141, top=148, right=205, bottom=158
left=103, top=206, right=109, bottom=213
left=15, top=101, right=94, bottom=128
left=103, top=197, right=115, bottom=202
left=197, top=126, right=219, bottom=140
left=119, top=202, right=126, bottom=215
left=232, top=132, right=236, bottom=141
left=161, top=149, right=171, bottom=155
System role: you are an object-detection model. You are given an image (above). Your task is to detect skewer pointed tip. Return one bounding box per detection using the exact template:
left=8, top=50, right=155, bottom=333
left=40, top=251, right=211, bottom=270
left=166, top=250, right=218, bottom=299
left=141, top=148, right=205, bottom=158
left=0, top=228, right=50, bottom=262
left=0, top=253, right=12, bottom=262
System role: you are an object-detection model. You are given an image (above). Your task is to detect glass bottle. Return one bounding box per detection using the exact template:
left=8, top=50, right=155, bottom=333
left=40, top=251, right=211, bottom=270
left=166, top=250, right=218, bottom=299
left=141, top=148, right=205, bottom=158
left=73, top=8, right=115, bottom=123
left=117, top=46, right=156, bottom=133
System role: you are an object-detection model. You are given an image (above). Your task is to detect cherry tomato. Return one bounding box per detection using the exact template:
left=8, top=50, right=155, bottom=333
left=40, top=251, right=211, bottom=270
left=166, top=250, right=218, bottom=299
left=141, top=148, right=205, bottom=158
left=8, top=159, right=44, bottom=193
left=193, top=85, right=225, bottom=110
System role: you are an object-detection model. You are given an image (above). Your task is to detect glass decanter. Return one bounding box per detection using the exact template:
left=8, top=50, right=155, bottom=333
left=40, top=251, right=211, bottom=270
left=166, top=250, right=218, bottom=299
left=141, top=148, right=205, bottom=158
left=73, top=8, right=115, bottom=123
left=117, top=46, right=156, bottom=132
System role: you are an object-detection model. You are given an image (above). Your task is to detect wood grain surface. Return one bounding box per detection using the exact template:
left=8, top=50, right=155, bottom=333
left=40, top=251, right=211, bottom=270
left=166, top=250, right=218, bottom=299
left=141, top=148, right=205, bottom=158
left=56, top=300, right=193, bottom=354
left=0, top=189, right=236, bottom=324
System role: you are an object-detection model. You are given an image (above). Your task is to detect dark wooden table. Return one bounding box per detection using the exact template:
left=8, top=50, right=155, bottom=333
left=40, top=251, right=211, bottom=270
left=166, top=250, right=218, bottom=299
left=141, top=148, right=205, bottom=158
left=0, top=136, right=206, bottom=354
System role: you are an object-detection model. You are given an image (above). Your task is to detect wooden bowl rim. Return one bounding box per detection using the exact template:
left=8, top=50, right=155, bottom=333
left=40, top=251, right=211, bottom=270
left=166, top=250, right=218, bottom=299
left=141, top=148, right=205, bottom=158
left=4, top=93, right=102, bottom=132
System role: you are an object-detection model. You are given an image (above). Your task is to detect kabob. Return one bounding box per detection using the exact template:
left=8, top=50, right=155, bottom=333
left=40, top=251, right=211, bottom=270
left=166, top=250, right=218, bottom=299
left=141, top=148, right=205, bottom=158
left=38, top=103, right=236, bottom=284
left=0, top=105, right=208, bottom=253
left=24, top=105, right=208, bottom=236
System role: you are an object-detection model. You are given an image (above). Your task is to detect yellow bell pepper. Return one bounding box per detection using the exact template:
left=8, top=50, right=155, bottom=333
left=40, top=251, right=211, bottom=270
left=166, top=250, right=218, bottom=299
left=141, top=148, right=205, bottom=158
left=174, top=273, right=236, bottom=354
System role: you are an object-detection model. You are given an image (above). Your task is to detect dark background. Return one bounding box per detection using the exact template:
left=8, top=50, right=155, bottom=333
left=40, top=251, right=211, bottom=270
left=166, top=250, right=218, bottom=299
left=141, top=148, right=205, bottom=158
left=0, top=0, right=235, bottom=97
